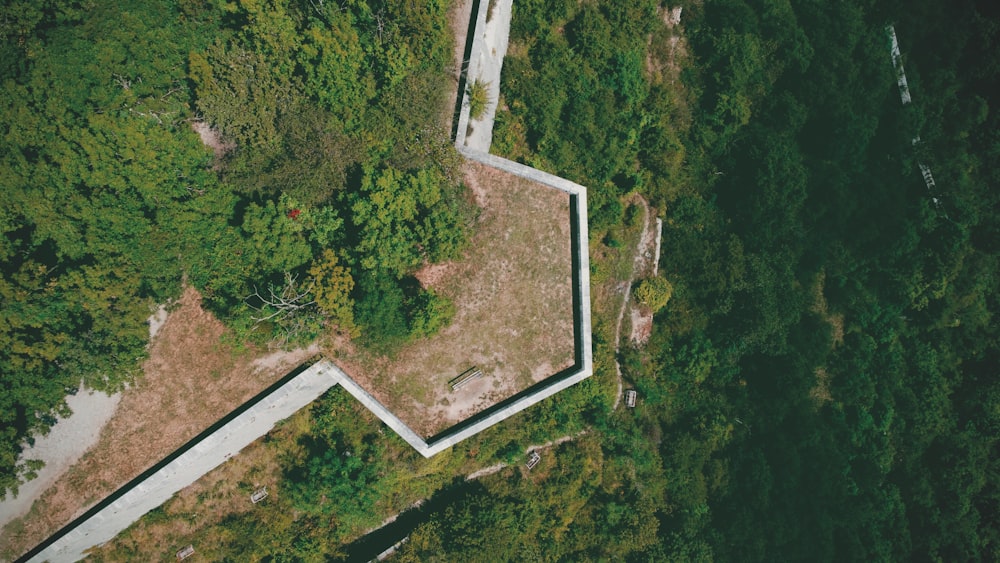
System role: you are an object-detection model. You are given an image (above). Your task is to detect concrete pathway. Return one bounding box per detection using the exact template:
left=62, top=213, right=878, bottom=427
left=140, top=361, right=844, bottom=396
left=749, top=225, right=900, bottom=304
left=23, top=362, right=340, bottom=563
left=456, top=0, right=512, bottom=152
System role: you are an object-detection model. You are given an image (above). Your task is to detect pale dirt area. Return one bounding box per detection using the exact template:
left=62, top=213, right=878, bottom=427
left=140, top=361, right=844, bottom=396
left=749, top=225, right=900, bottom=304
left=332, top=161, right=575, bottom=436
left=148, top=304, right=169, bottom=340
left=808, top=271, right=843, bottom=409
left=627, top=198, right=661, bottom=346
left=0, top=387, right=121, bottom=530
left=0, top=287, right=316, bottom=561
left=191, top=120, right=234, bottom=165
left=647, top=5, right=689, bottom=85
left=630, top=307, right=654, bottom=347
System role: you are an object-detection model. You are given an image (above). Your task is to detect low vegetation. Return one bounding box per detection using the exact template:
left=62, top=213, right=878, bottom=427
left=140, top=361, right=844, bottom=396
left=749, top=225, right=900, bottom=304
left=468, top=79, right=491, bottom=120
left=4, top=0, right=1000, bottom=560
left=1, top=0, right=469, bottom=498
left=635, top=276, right=673, bottom=312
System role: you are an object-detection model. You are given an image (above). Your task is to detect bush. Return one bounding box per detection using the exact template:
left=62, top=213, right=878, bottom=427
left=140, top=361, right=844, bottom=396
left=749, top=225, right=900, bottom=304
left=468, top=79, right=491, bottom=120
left=635, top=276, right=673, bottom=312
left=408, top=289, right=456, bottom=339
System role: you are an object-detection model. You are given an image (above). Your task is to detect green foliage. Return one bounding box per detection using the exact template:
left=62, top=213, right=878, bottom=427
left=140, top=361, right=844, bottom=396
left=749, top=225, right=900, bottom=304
left=241, top=200, right=313, bottom=274
left=407, top=289, right=455, bottom=340
left=309, top=250, right=356, bottom=333
left=634, top=276, right=673, bottom=312
left=498, top=0, right=1000, bottom=560
left=0, top=0, right=217, bottom=495
left=348, top=166, right=461, bottom=277
left=0, top=0, right=469, bottom=496
left=467, top=79, right=491, bottom=120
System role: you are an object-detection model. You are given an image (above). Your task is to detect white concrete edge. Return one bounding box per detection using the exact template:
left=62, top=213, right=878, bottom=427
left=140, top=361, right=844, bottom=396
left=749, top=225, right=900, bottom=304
left=321, top=361, right=434, bottom=457
left=454, top=0, right=490, bottom=150
left=422, top=365, right=593, bottom=456
left=27, top=362, right=340, bottom=563
left=458, top=148, right=588, bottom=196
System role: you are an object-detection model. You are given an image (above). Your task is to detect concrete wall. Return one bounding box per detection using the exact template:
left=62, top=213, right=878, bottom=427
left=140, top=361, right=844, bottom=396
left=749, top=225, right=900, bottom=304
left=23, top=362, right=340, bottom=563
left=23, top=1, right=595, bottom=558
left=454, top=0, right=513, bottom=152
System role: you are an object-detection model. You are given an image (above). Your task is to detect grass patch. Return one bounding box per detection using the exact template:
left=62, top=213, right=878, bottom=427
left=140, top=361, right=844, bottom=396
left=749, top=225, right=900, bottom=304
left=468, top=79, right=491, bottom=120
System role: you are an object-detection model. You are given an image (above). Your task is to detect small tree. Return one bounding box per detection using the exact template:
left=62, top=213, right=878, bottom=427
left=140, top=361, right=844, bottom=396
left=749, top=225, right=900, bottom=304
left=635, top=276, right=673, bottom=312
left=308, top=249, right=356, bottom=334
left=408, top=289, right=455, bottom=339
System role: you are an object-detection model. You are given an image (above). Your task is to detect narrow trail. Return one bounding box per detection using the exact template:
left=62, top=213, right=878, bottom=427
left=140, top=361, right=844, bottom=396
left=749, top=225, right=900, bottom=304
left=612, top=196, right=655, bottom=411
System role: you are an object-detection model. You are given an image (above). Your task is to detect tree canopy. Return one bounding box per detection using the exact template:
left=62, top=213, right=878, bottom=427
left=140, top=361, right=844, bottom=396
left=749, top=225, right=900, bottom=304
left=1, top=0, right=470, bottom=498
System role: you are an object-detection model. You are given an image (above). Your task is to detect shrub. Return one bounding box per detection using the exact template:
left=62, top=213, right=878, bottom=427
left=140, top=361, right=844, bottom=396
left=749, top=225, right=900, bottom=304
left=635, top=276, right=673, bottom=312
left=468, top=79, right=491, bottom=120
left=408, top=289, right=456, bottom=339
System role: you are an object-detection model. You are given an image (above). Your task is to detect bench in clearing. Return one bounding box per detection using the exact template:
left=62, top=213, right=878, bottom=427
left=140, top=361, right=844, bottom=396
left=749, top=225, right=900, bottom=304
left=525, top=451, right=541, bottom=470
left=176, top=545, right=195, bottom=560
left=625, top=389, right=637, bottom=408
left=449, top=366, right=483, bottom=391
left=251, top=486, right=268, bottom=504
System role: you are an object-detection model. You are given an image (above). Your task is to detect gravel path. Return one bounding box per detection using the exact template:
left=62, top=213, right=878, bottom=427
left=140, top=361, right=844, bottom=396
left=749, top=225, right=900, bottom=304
left=0, top=387, right=121, bottom=528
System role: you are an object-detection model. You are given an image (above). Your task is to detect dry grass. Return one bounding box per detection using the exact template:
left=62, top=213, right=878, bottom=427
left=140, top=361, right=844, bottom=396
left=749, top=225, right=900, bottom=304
left=810, top=366, right=834, bottom=406
left=86, top=406, right=315, bottom=563
left=330, top=161, right=575, bottom=436
left=0, top=288, right=316, bottom=561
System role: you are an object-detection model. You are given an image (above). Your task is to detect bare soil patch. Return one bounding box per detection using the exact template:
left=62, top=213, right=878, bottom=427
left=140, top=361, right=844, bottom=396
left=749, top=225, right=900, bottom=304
left=630, top=307, right=654, bottom=346
left=332, top=161, right=575, bottom=436
left=0, top=287, right=316, bottom=561
left=191, top=121, right=234, bottom=164
left=647, top=6, right=689, bottom=84
left=627, top=197, right=661, bottom=346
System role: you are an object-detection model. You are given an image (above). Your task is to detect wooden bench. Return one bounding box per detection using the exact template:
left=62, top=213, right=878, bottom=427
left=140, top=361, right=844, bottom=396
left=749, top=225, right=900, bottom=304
left=176, top=545, right=195, bottom=560
left=250, top=486, right=268, bottom=504
left=525, top=451, right=541, bottom=470
left=449, top=366, right=483, bottom=391
left=625, top=389, right=637, bottom=408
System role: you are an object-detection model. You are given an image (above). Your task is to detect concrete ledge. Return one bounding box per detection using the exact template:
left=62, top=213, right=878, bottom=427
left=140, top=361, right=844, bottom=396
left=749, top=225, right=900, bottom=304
left=23, top=362, right=340, bottom=563
left=327, top=362, right=433, bottom=457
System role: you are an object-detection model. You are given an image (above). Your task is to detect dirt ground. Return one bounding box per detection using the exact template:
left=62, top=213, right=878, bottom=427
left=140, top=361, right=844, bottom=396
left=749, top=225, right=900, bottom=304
left=191, top=121, right=234, bottom=163
left=0, top=288, right=316, bottom=561
left=628, top=198, right=661, bottom=346
left=332, top=161, right=575, bottom=437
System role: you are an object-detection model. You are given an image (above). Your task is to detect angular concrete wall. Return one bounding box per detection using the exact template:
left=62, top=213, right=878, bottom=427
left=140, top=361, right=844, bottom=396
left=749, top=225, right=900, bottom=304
left=22, top=1, right=594, bottom=558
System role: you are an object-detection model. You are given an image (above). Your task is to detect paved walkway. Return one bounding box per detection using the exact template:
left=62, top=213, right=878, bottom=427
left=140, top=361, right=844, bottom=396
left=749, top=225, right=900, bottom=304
left=456, top=0, right=512, bottom=152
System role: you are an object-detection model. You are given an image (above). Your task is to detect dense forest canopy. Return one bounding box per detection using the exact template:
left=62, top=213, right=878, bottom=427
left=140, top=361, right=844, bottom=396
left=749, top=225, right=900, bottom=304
left=0, top=0, right=469, bottom=498
left=2, top=0, right=999, bottom=560
left=432, top=0, right=999, bottom=559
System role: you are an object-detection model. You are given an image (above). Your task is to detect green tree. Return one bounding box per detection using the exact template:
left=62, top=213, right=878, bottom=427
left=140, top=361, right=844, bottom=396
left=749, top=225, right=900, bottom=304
left=309, top=250, right=356, bottom=333
left=635, top=276, right=673, bottom=312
